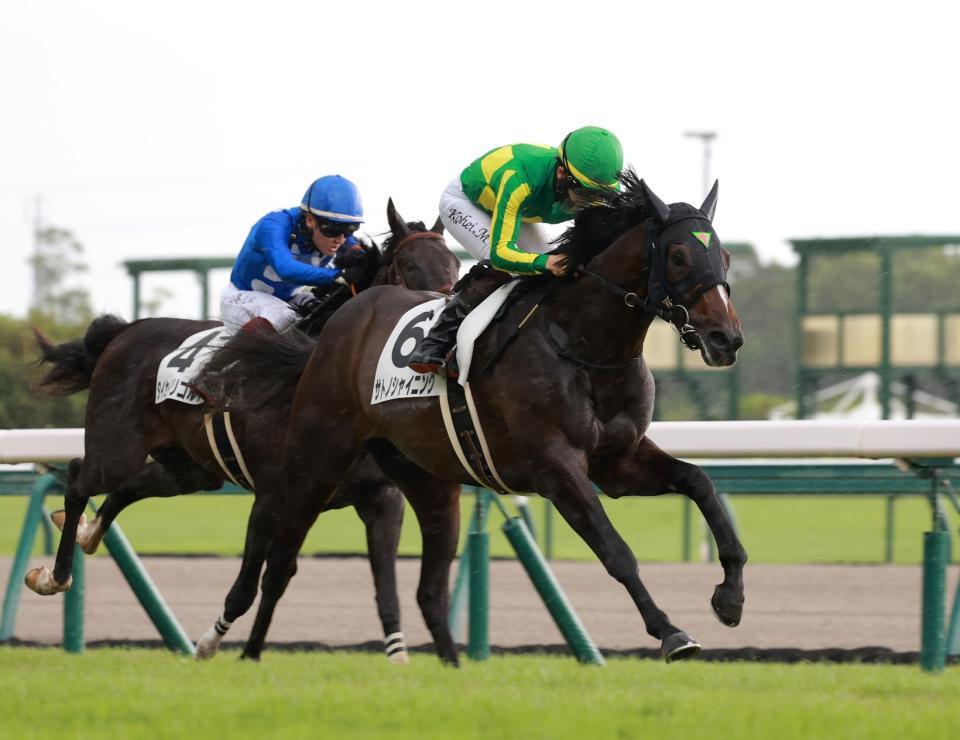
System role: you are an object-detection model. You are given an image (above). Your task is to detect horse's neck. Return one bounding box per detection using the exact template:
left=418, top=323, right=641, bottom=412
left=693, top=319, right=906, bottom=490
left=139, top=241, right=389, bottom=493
left=550, top=223, right=654, bottom=364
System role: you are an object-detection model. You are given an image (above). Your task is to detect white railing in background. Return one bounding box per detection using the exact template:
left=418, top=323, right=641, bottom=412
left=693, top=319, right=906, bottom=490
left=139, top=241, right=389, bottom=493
left=2, top=419, right=958, bottom=464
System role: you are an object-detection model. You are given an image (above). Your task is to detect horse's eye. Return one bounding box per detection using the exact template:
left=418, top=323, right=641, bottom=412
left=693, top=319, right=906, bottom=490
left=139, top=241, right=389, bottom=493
left=671, top=252, right=687, bottom=266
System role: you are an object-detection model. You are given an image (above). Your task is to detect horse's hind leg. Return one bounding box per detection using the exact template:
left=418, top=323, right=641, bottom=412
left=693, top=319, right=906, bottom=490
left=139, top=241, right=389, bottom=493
left=52, top=449, right=221, bottom=555
left=596, top=436, right=747, bottom=628
left=24, top=458, right=87, bottom=594
left=351, top=479, right=408, bottom=663
left=367, top=439, right=459, bottom=666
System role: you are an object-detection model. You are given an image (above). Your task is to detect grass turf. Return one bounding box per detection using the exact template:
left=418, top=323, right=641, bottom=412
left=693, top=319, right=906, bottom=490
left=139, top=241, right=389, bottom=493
left=0, top=648, right=957, bottom=739
left=1, top=492, right=956, bottom=564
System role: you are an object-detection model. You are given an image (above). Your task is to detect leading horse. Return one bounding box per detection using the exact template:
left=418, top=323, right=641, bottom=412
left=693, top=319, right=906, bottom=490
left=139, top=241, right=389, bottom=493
left=218, top=172, right=747, bottom=663
left=27, top=200, right=461, bottom=661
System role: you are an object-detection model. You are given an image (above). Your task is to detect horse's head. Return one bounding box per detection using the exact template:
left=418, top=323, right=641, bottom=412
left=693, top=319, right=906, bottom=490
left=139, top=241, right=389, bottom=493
left=382, top=198, right=461, bottom=293
left=640, top=180, right=743, bottom=367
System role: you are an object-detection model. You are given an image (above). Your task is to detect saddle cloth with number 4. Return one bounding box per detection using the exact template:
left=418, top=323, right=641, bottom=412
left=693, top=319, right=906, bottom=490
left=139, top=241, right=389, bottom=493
left=155, top=327, right=227, bottom=405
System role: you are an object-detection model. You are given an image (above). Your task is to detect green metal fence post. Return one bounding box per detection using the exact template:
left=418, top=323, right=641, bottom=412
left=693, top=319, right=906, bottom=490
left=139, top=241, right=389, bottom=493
left=884, top=495, right=896, bottom=563
left=63, top=547, right=84, bottom=654
left=514, top=495, right=537, bottom=542
left=543, top=500, right=555, bottom=561
left=467, top=490, right=490, bottom=661
left=1, top=473, right=58, bottom=641
left=920, top=530, right=949, bottom=672
left=94, top=504, right=195, bottom=656
left=947, top=574, right=960, bottom=658
left=682, top=497, right=692, bottom=563
left=448, top=492, right=479, bottom=643
left=501, top=516, right=604, bottom=665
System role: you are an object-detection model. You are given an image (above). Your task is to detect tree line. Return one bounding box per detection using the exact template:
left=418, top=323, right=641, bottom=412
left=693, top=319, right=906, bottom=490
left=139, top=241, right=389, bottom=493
left=3, top=231, right=959, bottom=427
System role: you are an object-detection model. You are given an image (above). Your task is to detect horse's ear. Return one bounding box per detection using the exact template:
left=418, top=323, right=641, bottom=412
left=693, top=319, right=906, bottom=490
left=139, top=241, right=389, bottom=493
left=640, top=180, right=671, bottom=224
left=700, top=180, right=719, bottom=222
left=431, top=215, right=445, bottom=235
left=386, top=198, right=410, bottom=239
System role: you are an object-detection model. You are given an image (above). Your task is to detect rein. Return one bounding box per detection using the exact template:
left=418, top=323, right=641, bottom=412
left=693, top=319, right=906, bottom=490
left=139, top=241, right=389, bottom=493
left=577, top=267, right=702, bottom=351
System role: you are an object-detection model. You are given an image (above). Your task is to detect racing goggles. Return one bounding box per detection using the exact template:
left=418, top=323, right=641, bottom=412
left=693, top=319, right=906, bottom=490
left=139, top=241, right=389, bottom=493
left=317, top=220, right=360, bottom=238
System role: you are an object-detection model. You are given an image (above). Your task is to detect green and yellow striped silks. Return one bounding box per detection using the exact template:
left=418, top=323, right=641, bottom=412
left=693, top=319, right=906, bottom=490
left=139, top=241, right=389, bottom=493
left=460, top=143, right=575, bottom=275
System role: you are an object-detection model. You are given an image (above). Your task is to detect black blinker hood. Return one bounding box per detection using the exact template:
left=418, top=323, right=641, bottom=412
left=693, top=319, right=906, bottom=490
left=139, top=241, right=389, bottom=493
left=646, top=203, right=728, bottom=309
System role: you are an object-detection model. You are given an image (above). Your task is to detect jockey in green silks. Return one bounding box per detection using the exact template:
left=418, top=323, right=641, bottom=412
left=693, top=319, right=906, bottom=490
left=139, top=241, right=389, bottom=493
left=407, top=125, right=624, bottom=375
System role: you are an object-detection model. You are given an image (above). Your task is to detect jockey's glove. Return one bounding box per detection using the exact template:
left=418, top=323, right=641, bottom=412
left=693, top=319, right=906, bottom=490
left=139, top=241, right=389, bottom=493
left=288, top=292, right=323, bottom=316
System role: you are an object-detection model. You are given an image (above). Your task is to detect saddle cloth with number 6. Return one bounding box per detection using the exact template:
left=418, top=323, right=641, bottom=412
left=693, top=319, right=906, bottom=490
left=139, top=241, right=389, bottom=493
left=155, top=327, right=227, bottom=405
left=370, top=281, right=520, bottom=405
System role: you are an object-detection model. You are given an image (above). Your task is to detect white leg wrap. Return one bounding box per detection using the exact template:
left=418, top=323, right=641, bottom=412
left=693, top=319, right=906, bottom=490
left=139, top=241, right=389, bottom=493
left=384, top=632, right=409, bottom=664
left=195, top=615, right=232, bottom=660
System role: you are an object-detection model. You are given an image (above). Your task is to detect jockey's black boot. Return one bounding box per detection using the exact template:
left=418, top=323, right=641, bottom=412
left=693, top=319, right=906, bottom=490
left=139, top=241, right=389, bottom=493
left=407, top=261, right=512, bottom=376
left=407, top=293, right=469, bottom=376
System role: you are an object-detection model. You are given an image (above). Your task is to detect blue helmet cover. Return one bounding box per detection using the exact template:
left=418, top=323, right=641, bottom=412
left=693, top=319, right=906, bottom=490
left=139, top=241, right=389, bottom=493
left=301, top=175, right=364, bottom=223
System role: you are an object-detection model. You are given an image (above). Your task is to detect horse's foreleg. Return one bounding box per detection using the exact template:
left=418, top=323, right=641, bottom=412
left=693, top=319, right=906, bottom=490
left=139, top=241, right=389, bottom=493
left=352, top=482, right=407, bottom=663
left=535, top=439, right=700, bottom=661
left=241, top=421, right=362, bottom=661
left=197, top=491, right=276, bottom=660
left=597, top=436, right=747, bottom=628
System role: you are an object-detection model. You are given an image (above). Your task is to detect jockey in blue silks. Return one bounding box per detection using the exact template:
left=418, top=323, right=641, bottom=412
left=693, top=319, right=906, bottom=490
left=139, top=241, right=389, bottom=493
left=220, top=175, right=365, bottom=334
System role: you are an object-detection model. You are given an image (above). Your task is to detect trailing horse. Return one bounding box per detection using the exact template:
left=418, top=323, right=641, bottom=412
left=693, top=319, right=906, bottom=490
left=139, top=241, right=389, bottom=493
left=217, top=172, right=747, bottom=663
left=26, top=200, right=461, bottom=662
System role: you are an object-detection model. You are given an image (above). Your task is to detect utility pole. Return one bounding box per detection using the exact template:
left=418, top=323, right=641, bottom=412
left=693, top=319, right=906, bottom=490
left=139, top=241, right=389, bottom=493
left=29, top=194, right=43, bottom=310
left=684, top=131, right=717, bottom=198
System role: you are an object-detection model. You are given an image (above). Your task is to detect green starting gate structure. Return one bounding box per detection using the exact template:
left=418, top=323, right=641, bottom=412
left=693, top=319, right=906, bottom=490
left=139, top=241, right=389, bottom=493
left=792, top=235, right=960, bottom=419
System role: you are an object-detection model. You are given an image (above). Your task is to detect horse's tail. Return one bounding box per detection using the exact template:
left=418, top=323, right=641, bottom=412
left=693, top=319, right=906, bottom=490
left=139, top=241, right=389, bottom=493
left=34, top=314, right=132, bottom=396
left=198, top=327, right=315, bottom=415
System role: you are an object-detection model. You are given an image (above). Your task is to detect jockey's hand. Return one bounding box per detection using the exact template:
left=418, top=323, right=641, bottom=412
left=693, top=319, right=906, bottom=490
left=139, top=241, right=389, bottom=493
left=546, top=254, right=569, bottom=277
left=288, top=292, right=322, bottom=316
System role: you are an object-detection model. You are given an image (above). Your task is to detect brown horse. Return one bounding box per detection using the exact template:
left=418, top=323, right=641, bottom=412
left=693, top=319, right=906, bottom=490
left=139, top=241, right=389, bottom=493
left=215, top=173, right=747, bottom=663
left=26, top=200, right=461, bottom=661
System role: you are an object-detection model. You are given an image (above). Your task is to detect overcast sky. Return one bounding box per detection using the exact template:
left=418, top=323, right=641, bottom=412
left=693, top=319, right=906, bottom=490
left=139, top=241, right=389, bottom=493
left=2, top=1, right=957, bottom=320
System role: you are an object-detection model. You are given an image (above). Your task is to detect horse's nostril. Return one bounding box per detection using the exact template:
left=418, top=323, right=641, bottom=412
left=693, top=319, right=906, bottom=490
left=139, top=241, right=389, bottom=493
left=709, top=330, right=731, bottom=351
left=708, top=331, right=743, bottom=355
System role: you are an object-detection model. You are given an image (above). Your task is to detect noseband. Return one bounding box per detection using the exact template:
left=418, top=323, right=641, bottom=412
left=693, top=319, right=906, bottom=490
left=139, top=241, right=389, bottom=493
left=386, top=231, right=446, bottom=288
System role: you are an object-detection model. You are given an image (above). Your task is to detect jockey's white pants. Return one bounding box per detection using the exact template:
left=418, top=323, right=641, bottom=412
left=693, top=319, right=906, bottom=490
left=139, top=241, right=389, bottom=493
left=219, top=283, right=298, bottom=335
left=438, top=177, right=551, bottom=262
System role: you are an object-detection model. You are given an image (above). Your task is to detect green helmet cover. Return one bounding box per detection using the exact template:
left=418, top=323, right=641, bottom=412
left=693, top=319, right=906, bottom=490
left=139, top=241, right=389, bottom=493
left=559, top=126, right=623, bottom=190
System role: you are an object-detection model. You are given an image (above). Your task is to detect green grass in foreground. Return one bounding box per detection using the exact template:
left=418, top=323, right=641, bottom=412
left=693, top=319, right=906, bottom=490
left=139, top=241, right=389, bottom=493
left=0, top=649, right=957, bottom=740
left=1, top=492, right=956, bottom=564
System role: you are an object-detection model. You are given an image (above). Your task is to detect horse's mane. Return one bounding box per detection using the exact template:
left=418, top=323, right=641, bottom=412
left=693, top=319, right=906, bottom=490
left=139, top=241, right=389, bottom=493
left=553, top=168, right=651, bottom=270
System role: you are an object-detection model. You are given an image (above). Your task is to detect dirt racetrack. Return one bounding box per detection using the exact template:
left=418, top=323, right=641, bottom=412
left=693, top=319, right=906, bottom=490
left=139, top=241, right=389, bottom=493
left=3, top=555, right=958, bottom=658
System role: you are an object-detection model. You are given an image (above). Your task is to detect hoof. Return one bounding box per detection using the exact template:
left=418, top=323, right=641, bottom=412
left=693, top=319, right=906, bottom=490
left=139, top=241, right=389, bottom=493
left=387, top=650, right=409, bottom=665
left=195, top=631, right=222, bottom=661
left=76, top=520, right=104, bottom=555
left=711, top=585, right=744, bottom=627
left=50, top=510, right=85, bottom=532
left=661, top=631, right=701, bottom=663
left=24, top=566, right=72, bottom=595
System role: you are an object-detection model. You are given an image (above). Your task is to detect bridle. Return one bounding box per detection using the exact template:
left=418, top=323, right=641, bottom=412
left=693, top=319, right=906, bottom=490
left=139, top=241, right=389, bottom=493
left=384, top=230, right=446, bottom=289
left=577, top=265, right=703, bottom=351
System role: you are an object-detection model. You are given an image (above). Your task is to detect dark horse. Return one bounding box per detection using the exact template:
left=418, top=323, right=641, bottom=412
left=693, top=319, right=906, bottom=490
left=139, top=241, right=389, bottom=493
left=26, top=200, right=461, bottom=662
left=216, top=173, right=747, bottom=663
